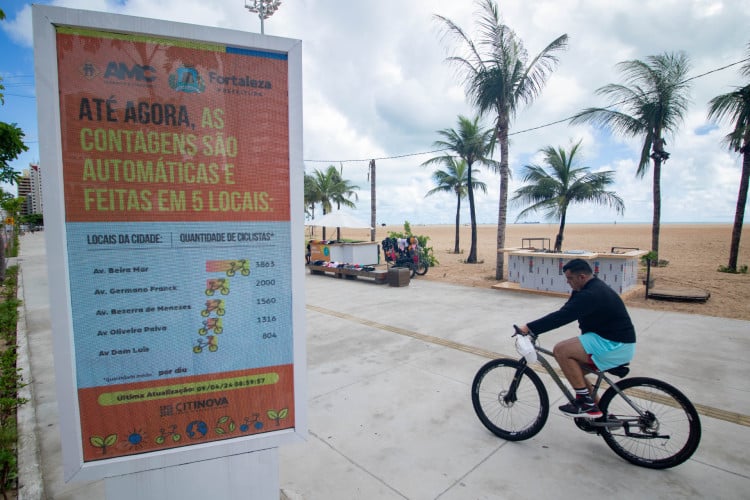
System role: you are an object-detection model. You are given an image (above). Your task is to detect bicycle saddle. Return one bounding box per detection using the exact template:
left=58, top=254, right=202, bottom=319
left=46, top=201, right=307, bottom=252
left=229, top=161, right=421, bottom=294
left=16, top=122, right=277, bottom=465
left=605, top=364, right=630, bottom=378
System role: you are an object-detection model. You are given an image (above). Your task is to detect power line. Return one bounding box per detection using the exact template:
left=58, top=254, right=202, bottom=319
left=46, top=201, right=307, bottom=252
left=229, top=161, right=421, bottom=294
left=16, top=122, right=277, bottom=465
left=305, top=56, right=750, bottom=164
left=304, top=148, right=450, bottom=164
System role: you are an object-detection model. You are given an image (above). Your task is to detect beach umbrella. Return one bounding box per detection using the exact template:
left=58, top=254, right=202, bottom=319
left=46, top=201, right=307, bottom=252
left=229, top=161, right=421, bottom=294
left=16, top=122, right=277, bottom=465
left=307, top=210, right=372, bottom=240
left=308, top=211, right=372, bottom=229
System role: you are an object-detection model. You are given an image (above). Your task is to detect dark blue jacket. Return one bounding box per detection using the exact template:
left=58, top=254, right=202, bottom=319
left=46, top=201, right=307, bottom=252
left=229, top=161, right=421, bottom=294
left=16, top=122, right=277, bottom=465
left=527, top=277, right=636, bottom=343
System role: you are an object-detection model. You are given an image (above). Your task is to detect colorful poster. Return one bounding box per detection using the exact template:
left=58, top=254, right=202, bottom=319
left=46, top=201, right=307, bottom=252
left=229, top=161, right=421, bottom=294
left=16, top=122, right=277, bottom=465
left=55, top=27, right=296, bottom=462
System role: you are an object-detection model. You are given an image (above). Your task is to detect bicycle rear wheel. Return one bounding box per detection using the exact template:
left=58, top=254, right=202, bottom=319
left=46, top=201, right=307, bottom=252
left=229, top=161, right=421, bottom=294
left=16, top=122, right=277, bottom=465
left=414, top=260, right=428, bottom=275
left=598, top=377, right=701, bottom=469
left=471, top=358, right=549, bottom=441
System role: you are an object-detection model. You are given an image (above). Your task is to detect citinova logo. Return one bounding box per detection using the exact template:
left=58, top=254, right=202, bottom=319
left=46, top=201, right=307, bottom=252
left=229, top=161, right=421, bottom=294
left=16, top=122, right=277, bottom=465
left=169, top=67, right=206, bottom=94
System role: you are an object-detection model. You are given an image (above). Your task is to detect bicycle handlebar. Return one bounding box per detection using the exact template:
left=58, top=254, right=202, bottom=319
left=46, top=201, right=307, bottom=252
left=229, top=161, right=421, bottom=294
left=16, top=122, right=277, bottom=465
left=513, top=324, right=538, bottom=341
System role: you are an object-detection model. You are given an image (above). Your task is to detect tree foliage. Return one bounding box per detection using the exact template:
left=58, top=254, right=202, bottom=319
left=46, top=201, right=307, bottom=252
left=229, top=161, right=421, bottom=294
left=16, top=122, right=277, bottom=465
left=513, top=140, right=624, bottom=251
left=707, top=41, right=750, bottom=272
left=571, top=52, right=692, bottom=257
left=0, top=124, right=26, bottom=185
left=305, top=165, right=359, bottom=240
left=435, top=0, right=568, bottom=278
left=422, top=115, right=495, bottom=262
left=424, top=157, right=487, bottom=254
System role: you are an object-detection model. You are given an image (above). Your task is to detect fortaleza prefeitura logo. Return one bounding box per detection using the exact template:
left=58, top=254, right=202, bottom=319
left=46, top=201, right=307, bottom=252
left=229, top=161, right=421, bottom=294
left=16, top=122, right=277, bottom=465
left=169, top=66, right=206, bottom=94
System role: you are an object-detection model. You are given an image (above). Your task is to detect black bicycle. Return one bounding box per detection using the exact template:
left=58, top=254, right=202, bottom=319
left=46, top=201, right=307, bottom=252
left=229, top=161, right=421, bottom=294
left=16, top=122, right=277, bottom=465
left=471, top=326, right=701, bottom=469
left=382, top=237, right=428, bottom=277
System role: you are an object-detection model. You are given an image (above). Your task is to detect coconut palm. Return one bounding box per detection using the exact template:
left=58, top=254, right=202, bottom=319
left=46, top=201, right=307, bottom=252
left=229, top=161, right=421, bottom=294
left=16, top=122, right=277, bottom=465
left=308, top=165, right=359, bottom=240
left=425, top=158, right=488, bottom=254
left=304, top=172, right=321, bottom=219
left=435, top=0, right=568, bottom=279
left=707, top=42, right=750, bottom=272
left=422, top=115, right=495, bottom=262
left=571, top=52, right=691, bottom=259
left=513, top=140, right=624, bottom=252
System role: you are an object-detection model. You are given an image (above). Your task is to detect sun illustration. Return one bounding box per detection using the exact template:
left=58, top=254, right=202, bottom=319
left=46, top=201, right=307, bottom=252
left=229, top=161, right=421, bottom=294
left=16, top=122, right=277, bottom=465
left=118, top=428, right=147, bottom=451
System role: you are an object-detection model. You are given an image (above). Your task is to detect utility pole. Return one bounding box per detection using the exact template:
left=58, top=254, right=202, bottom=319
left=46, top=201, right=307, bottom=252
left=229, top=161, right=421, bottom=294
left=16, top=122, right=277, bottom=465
left=244, top=0, right=282, bottom=34
left=369, top=159, right=376, bottom=242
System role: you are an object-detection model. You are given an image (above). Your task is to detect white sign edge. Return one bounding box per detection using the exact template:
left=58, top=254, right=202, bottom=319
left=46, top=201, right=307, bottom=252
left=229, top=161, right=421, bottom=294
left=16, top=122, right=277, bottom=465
left=32, top=4, right=307, bottom=483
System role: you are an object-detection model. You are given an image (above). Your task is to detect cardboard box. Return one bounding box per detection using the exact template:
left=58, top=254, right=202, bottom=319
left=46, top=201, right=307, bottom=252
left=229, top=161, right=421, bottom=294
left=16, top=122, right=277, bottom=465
left=388, top=267, right=410, bottom=287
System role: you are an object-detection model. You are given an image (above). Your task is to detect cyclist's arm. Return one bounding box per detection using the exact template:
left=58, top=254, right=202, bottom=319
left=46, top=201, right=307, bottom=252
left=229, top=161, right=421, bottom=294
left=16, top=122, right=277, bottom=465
left=526, top=289, right=599, bottom=335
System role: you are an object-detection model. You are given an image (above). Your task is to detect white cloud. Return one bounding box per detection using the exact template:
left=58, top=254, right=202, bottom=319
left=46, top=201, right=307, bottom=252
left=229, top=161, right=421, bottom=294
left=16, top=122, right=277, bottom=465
left=1, top=0, right=749, bottom=225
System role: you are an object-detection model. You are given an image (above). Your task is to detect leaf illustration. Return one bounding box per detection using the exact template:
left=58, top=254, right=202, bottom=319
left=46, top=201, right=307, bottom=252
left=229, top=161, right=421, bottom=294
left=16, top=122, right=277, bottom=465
left=104, top=434, right=118, bottom=446
left=90, top=436, right=104, bottom=448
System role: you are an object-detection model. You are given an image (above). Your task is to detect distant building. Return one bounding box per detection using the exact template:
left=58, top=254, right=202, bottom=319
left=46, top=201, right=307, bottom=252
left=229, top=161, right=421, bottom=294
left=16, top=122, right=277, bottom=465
left=30, top=164, right=44, bottom=214
left=16, top=164, right=43, bottom=216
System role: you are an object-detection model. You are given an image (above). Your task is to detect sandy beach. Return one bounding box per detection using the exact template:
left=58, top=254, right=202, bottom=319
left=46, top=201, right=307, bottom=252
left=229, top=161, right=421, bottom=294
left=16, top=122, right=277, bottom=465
left=314, top=223, right=750, bottom=321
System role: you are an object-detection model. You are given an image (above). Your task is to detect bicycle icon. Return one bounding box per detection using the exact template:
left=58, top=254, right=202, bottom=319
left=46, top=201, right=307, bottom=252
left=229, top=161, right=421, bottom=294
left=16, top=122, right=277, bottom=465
left=199, top=317, right=223, bottom=335
left=205, top=278, right=230, bottom=296
left=226, top=259, right=250, bottom=277
left=154, top=425, right=181, bottom=445
left=193, top=335, right=218, bottom=353
left=201, top=299, right=226, bottom=317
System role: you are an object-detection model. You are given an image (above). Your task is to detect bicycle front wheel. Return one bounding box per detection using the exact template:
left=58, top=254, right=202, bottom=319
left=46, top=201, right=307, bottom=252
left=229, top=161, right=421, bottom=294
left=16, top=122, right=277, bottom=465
left=415, top=261, right=428, bottom=276
left=598, top=377, right=701, bottom=469
left=471, top=358, right=549, bottom=441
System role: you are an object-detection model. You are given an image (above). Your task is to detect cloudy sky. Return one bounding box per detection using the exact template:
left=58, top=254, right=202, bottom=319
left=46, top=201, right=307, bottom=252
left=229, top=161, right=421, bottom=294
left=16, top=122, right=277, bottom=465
left=1, top=0, right=749, bottom=225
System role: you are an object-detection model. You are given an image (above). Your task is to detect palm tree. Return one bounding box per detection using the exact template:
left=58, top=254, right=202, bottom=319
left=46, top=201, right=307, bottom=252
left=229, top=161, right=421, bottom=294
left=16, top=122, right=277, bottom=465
left=424, top=158, right=488, bottom=254
left=435, top=0, right=568, bottom=279
left=422, top=115, right=495, bottom=262
left=304, top=172, right=321, bottom=219
left=512, top=140, right=624, bottom=252
left=571, top=52, right=691, bottom=259
left=309, top=165, right=359, bottom=240
left=707, top=42, right=750, bottom=272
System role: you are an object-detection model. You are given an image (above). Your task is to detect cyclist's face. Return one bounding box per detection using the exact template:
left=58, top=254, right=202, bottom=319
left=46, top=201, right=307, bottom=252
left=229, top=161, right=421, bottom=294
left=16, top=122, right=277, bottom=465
left=564, top=270, right=587, bottom=291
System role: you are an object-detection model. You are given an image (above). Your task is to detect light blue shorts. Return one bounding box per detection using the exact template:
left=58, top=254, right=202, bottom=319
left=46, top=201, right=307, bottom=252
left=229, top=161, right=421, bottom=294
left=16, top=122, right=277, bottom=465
left=579, top=333, right=635, bottom=371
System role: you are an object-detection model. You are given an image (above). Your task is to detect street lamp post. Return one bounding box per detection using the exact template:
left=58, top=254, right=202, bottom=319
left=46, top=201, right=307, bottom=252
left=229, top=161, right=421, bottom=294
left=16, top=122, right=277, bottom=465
left=244, top=0, right=282, bottom=35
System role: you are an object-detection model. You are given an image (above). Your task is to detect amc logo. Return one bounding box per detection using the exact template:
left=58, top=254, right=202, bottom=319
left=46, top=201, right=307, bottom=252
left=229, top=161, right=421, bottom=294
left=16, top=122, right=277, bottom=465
left=103, top=62, right=157, bottom=82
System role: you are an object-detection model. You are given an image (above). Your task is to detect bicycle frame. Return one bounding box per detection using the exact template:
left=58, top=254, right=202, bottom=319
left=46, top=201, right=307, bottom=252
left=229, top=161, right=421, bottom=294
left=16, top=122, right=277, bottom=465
left=474, top=329, right=701, bottom=467
left=513, top=339, right=652, bottom=423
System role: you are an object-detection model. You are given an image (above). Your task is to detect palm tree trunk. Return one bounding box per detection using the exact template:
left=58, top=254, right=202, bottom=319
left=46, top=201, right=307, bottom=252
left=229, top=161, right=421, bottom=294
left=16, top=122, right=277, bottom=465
left=555, top=210, right=567, bottom=252
left=467, top=161, right=478, bottom=263
left=651, top=158, right=662, bottom=258
left=728, top=148, right=750, bottom=270
left=466, top=172, right=477, bottom=264
left=454, top=193, right=461, bottom=254
left=495, top=125, right=510, bottom=280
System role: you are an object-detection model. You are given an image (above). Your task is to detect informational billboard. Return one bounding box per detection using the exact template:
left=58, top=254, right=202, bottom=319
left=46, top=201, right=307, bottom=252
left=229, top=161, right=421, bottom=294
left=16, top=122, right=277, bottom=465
left=33, top=6, right=305, bottom=481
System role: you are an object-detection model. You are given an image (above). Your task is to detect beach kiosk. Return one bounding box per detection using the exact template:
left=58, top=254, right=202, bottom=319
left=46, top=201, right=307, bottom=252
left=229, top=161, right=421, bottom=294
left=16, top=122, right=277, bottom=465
left=308, top=240, right=379, bottom=265
left=500, top=246, right=647, bottom=295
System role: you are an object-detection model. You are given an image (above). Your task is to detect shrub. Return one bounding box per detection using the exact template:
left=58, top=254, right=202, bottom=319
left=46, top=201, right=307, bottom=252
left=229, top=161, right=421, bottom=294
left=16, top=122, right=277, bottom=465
left=387, top=221, right=439, bottom=267
left=717, top=264, right=748, bottom=274
left=0, top=266, right=25, bottom=498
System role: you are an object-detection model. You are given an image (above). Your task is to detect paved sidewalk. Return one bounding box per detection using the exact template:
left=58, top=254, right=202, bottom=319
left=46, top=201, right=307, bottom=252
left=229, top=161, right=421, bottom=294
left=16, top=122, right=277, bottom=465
left=15, top=232, right=750, bottom=499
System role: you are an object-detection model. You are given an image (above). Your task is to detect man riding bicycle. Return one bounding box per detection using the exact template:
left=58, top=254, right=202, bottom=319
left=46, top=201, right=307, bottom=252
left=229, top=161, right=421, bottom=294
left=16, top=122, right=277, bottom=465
left=518, top=258, right=636, bottom=418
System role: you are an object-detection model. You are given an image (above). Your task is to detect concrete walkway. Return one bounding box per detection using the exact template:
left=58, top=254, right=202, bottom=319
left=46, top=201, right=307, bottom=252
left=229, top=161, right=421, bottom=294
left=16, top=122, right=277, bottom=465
left=15, top=231, right=750, bottom=499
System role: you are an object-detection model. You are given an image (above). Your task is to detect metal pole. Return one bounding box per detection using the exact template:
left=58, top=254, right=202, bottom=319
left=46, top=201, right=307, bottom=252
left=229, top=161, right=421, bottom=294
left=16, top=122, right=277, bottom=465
left=370, top=159, right=376, bottom=242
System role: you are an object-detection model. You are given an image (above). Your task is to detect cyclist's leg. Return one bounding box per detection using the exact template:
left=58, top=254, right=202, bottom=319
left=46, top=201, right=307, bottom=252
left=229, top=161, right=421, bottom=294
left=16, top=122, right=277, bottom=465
left=578, top=333, right=635, bottom=371
left=552, top=337, right=590, bottom=390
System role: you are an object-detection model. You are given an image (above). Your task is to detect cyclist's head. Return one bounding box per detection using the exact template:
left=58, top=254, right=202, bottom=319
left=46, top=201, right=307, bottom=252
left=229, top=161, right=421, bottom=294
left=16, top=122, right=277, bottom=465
left=562, top=259, right=593, bottom=291
left=562, top=258, right=593, bottom=276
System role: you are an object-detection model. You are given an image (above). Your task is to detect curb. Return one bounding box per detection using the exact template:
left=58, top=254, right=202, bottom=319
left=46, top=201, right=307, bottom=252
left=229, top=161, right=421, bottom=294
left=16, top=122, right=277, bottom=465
left=15, top=257, right=46, bottom=499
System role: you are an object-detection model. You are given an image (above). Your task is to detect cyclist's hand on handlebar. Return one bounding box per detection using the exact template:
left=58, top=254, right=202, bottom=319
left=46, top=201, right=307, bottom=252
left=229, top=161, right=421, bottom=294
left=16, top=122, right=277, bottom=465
left=513, top=324, right=531, bottom=336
